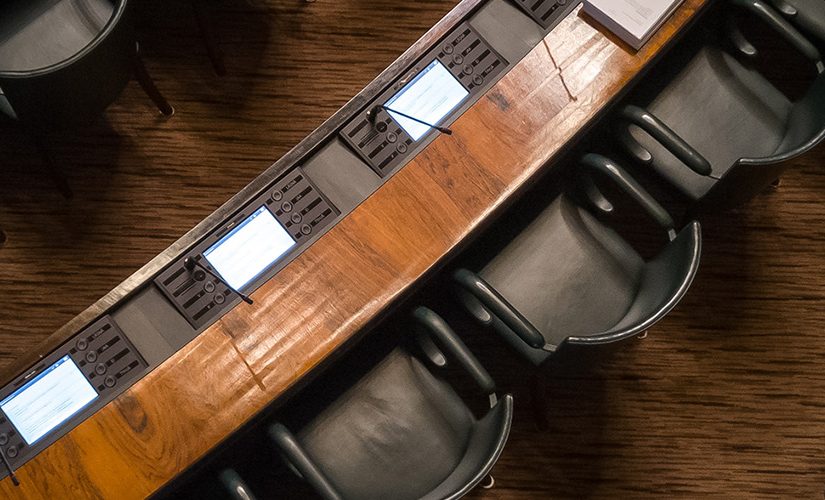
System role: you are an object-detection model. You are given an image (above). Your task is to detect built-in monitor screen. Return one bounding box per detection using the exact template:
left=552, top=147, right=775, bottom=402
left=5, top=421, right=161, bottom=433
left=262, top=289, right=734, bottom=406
left=384, top=60, right=469, bottom=141
left=0, top=355, right=98, bottom=446
left=203, top=205, right=296, bottom=291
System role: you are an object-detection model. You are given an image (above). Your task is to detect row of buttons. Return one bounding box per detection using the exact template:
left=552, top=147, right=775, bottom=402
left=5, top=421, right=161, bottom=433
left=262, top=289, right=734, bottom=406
left=272, top=190, right=314, bottom=236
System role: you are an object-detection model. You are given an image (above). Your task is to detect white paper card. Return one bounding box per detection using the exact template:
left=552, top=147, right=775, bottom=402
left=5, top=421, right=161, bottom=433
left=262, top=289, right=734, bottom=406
left=583, top=0, right=684, bottom=49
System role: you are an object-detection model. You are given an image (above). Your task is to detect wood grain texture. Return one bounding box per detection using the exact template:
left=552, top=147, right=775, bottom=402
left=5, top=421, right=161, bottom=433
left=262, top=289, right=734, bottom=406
left=6, top=0, right=824, bottom=498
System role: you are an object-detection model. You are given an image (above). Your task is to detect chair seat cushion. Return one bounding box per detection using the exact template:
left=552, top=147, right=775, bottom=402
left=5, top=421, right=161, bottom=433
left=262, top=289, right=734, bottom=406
left=0, top=0, right=115, bottom=73
left=480, top=195, right=645, bottom=351
left=632, top=46, right=792, bottom=200
left=298, top=349, right=474, bottom=500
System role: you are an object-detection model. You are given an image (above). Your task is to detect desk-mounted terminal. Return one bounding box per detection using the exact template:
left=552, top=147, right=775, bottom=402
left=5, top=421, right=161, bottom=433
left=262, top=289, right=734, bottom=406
left=0, top=316, right=146, bottom=482
left=341, top=22, right=507, bottom=177
left=155, top=167, right=338, bottom=329
left=512, top=0, right=582, bottom=29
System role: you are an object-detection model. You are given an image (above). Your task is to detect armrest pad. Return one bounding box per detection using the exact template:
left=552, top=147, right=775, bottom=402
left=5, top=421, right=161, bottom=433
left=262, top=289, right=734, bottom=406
left=453, top=269, right=546, bottom=349
left=412, top=307, right=496, bottom=396
left=268, top=423, right=342, bottom=500
left=730, top=0, right=821, bottom=63
left=620, top=105, right=713, bottom=176
left=219, top=469, right=258, bottom=500
left=579, top=154, right=677, bottom=236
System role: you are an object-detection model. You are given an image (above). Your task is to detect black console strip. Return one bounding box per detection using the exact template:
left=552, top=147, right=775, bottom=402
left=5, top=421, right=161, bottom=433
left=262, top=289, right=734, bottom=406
left=513, top=0, right=581, bottom=29
left=0, top=316, right=146, bottom=480
left=154, top=167, right=339, bottom=329
left=340, top=22, right=508, bottom=177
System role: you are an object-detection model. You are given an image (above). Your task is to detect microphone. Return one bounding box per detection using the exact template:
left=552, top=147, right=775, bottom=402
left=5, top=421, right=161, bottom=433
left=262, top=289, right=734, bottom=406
left=367, top=104, right=453, bottom=135
left=184, top=257, right=254, bottom=305
left=0, top=446, right=19, bottom=486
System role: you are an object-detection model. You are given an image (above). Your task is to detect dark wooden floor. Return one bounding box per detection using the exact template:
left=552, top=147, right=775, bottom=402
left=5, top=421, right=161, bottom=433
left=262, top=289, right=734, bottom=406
left=2, top=0, right=825, bottom=498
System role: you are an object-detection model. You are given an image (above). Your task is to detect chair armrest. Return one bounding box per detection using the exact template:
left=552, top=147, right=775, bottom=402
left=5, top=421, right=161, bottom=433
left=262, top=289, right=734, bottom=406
left=729, top=0, right=821, bottom=64
left=579, top=154, right=677, bottom=238
left=619, top=105, right=713, bottom=176
left=452, top=269, right=546, bottom=349
left=412, top=306, right=496, bottom=396
left=268, top=423, right=343, bottom=500
left=219, top=469, right=258, bottom=500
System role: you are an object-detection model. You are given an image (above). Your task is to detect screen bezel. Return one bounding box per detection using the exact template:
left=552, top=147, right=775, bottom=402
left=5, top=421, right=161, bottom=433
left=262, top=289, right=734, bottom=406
left=202, top=204, right=297, bottom=292
left=383, top=59, right=469, bottom=142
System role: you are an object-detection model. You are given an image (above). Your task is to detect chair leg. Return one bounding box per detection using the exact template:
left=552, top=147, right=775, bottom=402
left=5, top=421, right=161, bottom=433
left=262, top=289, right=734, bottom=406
left=480, top=474, right=495, bottom=489
left=530, top=371, right=550, bottom=430
left=32, top=134, right=73, bottom=199
left=191, top=0, right=227, bottom=76
left=770, top=177, right=782, bottom=189
left=132, top=43, right=174, bottom=116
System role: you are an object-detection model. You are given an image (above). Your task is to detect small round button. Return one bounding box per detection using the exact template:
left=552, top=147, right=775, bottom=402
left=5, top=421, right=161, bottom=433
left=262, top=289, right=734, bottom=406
left=387, top=132, right=398, bottom=143
left=291, top=213, right=302, bottom=224
left=6, top=446, right=17, bottom=459
left=472, top=75, right=484, bottom=86
left=85, top=351, right=98, bottom=363
left=76, top=339, right=89, bottom=351
left=0, top=434, right=8, bottom=446
left=95, top=363, right=107, bottom=376
left=463, top=64, right=474, bottom=75
left=204, top=281, right=216, bottom=293
left=104, top=376, right=116, bottom=388
left=301, top=224, right=312, bottom=236
left=281, top=201, right=293, bottom=213
left=272, top=190, right=283, bottom=202
left=453, top=54, right=464, bottom=65
left=376, top=121, right=388, bottom=132
left=397, top=143, right=408, bottom=154
left=214, top=294, right=226, bottom=305
left=559, top=0, right=567, bottom=4
left=194, top=269, right=206, bottom=282
left=443, top=44, right=454, bottom=54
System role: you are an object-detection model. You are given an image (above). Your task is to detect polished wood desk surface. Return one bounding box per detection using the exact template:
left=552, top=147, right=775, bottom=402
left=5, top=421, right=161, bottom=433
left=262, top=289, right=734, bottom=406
left=0, top=1, right=709, bottom=497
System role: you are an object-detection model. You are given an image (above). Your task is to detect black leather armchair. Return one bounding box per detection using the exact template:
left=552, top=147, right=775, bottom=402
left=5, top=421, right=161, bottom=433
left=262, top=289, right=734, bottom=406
left=453, top=154, right=701, bottom=367
left=770, top=0, right=825, bottom=47
left=616, top=0, right=825, bottom=213
left=267, top=307, right=513, bottom=500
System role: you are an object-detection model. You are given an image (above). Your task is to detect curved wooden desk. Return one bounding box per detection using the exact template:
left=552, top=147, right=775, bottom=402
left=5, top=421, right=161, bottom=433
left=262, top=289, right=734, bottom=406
left=0, top=1, right=709, bottom=497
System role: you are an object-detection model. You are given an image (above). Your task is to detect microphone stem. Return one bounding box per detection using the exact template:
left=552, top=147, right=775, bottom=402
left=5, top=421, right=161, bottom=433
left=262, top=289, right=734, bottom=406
left=185, top=258, right=254, bottom=305
left=379, top=105, right=453, bottom=135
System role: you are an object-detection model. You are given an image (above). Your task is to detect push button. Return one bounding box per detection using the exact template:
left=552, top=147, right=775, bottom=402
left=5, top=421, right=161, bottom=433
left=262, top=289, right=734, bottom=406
left=301, top=224, right=312, bottom=236
left=76, top=339, right=89, bottom=351
left=396, top=143, right=408, bottom=154
left=452, top=54, right=464, bottom=65
left=272, top=190, right=283, bottom=202
left=95, top=363, right=107, bottom=376
left=194, top=270, right=206, bottom=282
left=6, top=446, right=17, bottom=459
left=0, top=434, right=7, bottom=446
left=85, top=351, right=98, bottom=363
left=463, top=65, right=473, bottom=75
left=387, top=132, right=398, bottom=143
left=214, top=294, right=226, bottom=305
left=204, top=281, right=216, bottom=293
left=472, top=75, right=484, bottom=86
left=291, top=213, right=302, bottom=224
left=376, top=121, right=388, bottom=133
left=281, top=201, right=293, bottom=213
left=443, top=44, right=454, bottom=54
left=104, top=376, right=116, bottom=388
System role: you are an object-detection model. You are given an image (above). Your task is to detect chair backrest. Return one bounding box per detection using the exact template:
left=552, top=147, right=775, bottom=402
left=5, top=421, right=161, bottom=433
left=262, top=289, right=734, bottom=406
left=0, top=0, right=134, bottom=130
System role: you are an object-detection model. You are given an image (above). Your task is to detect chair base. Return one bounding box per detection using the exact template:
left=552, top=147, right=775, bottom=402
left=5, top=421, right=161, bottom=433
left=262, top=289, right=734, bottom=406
left=133, top=43, right=174, bottom=116
left=530, top=371, right=550, bottom=430
left=190, top=0, right=226, bottom=76
left=480, top=474, right=495, bottom=489
left=33, top=134, right=73, bottom=199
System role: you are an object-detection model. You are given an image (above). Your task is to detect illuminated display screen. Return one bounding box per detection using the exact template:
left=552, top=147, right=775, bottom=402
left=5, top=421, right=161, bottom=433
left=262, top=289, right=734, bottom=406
left=203, top=205, right=296, bottom=291
left=0, top=356, right=98, bottom=445
left=384, top=60, right=469, bottom=141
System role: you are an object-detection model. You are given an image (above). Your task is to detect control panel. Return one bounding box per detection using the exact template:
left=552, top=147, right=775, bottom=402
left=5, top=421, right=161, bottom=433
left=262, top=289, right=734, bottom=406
left=341, top=22, right=507, bottom=177
left=155, top=167, right=338, bottom=329
left=0, top=316, right=146, bottom=480
left=512, top=0, right=581, bottom=29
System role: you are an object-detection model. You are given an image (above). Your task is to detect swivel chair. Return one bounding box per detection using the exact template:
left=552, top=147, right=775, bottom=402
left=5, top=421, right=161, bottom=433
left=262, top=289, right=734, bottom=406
left=0, top=0, right=173, bottom=194
left=770, top=0, right=825, bottom=47
left=616, top=0, right=825, bottom=213
left=453, top=154, right=701, bottom=367
left=268, top=307, right=513, bottom=500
